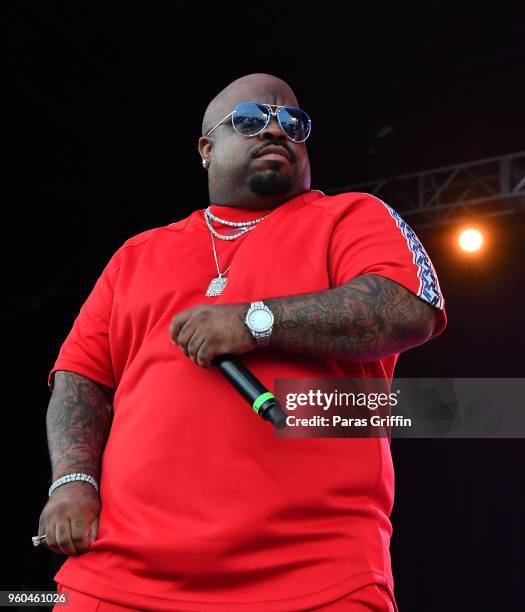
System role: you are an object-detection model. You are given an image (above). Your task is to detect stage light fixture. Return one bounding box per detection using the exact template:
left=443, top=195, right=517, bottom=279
left=458, top=228, right=483, bottom=253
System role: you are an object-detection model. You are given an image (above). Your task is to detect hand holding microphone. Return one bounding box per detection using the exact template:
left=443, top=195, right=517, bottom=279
left=212, top=302, right=286, bottom=428
left=170, top=300, right=286, bottom=427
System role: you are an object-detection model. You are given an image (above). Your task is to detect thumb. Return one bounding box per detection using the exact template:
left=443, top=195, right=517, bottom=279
left=89, top=516, right=99, bottom=544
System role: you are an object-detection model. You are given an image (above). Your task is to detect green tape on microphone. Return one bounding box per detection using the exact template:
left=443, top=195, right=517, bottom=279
left=253, top=391, right=275, bottom=413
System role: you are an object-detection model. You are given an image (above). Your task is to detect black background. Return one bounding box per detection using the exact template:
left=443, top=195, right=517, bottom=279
left=5, top=3, right=525, bottom=611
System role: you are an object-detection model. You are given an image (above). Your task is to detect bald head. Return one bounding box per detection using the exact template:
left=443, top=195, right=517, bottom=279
left=202, top=73, right=298, bottom=136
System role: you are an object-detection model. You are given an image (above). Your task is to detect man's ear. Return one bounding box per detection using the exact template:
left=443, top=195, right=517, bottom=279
left=198, top=137, right=212, bottom=162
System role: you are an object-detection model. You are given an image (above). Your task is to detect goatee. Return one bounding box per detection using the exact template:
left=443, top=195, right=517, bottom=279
left=248, top=164, right=293, bottom=197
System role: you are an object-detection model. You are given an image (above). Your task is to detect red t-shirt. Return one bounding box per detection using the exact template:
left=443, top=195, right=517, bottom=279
left=49, top=190, right=446, bottom=611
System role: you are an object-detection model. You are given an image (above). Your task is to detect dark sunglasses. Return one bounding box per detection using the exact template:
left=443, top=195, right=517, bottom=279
left=206, top=101, right=312, bottom=143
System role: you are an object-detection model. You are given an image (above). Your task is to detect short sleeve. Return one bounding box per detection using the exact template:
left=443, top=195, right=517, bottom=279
left=48, top=249, right=122, bottom=390
left=328, top=193, right=446, bottom=337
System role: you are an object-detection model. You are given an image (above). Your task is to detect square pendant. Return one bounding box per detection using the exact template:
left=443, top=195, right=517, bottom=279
left=206, top=276, right=228, bottom=297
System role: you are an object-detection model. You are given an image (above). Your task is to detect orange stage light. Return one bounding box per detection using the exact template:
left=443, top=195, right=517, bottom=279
left=458, top=228, right=484, bottom=253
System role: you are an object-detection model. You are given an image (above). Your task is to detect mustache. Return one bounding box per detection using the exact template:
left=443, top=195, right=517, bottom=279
left=251, top=142, right=296, bottom=163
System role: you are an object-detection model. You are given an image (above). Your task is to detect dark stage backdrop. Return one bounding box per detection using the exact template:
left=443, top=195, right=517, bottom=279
left=5, top=3, right=525, bottom=611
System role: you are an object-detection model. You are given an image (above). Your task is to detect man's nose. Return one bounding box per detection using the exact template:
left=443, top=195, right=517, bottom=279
left=259, top=113, right=286, bottom=141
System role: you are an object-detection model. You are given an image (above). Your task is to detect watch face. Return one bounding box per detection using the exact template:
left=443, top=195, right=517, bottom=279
left=249, top=309, right=272, bottom=332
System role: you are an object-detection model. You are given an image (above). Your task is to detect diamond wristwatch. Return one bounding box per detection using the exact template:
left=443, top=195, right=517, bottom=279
left=245, top=301, right=274, bottom=347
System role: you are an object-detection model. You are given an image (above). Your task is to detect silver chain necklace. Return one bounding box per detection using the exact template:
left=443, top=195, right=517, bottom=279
left=206, top=207, right=268, bottom=228
left=204, top=207, right=269, bottom=296
left=204, top=207, right=268, bottom=241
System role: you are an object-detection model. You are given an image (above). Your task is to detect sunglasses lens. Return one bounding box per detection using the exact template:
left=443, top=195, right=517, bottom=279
left=278, top=107, right=311, bottom=142
left=232, top=102, right=269, bottom=136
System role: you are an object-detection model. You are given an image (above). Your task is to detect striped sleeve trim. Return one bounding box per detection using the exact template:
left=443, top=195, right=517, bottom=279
left=366, top=194, right=444, bottom=309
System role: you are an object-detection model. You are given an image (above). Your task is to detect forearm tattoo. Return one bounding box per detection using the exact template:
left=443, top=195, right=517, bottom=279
left=47, top=371, right=114, bottom=481
left=267, top=274, right=437, bottom=361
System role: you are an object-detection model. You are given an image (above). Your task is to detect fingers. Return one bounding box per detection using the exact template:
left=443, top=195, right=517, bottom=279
left=195, top=339, right=214, bottom=368
left=170, top=304, right=253, bottom=367
left=169, top=311, right=191, bottom=344
left=38, top=517, right=60, bottom=555
left=70, top=516, right=92, bottom=554
left=185, top=333, right=213, bottom=368
left=55, top=519, right=79, bottom=556
left=38, top=515, right=93, bottom=556
left=176, top=320, right=196, bottom=357
left=175, top=317, right=213, bottom=366
left=89, top=516, right=99, bottom=545
left=39, top=519, right=77, bottom=556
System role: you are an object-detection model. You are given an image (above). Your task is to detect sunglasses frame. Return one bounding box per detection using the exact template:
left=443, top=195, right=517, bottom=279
left=206, top=101, right=312, bottom=143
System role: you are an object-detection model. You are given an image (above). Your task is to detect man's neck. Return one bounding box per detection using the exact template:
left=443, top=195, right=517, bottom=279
left=209, top=187, right=307, bottom=211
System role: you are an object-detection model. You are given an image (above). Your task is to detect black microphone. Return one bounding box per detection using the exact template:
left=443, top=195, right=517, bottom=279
left=212, top=355, right=287, bottom=429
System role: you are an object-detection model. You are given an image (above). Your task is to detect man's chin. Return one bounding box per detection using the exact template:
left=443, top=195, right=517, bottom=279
left=248, top=169, right=293, bottom=197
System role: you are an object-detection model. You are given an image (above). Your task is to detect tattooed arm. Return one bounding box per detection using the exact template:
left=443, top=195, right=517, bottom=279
left=266, top=274, right=438, bottom=362
left=171, top=274, right=439, bottom=367
left=38, top=370, right=113, bottom=556
left=47, top=370, right=113, bottom=481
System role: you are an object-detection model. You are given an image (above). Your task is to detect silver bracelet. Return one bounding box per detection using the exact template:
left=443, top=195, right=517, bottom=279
left=48, top=472, right=99, bottom=497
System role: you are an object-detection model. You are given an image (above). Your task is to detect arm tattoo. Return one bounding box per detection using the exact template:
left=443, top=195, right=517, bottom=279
left=266, top=274, right=437, bottom=361
left=46, top=371, right=114, bottom=481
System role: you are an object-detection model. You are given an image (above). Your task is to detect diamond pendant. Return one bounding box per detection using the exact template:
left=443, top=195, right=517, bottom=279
left=206, top=276, right=228, bottom=297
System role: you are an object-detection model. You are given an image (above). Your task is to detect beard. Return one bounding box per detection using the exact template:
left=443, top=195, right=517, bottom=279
left=248, top=162, right=293, bottom=197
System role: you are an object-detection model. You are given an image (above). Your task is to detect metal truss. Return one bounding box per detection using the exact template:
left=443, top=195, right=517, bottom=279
left=327, top=152, right=525, bottom=228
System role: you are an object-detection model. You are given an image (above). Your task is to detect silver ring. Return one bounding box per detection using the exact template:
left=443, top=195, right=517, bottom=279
left=32, top=534, right=47, bottom=547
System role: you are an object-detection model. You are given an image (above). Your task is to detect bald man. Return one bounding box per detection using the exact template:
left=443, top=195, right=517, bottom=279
left=40, top=74, right=446, bottom=611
